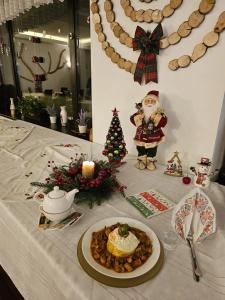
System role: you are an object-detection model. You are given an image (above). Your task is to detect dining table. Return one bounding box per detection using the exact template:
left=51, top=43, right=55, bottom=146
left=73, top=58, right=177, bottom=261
left=0, top=116, right=225, bottom=300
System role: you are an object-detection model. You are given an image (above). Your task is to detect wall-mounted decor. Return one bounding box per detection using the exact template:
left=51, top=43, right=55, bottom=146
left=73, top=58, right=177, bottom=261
left=91, top=0, right=223, bottom=82
left=120, top=0, right=183, bottom=24
left=168, top=11, right=225, bottom=70
left=133, top=24, right=163, bottom=84
left=18, top=43, right=66, bottom=92
left=103, top=0, right=216, bottom=50
left=32, top=56, right=44, bottom=63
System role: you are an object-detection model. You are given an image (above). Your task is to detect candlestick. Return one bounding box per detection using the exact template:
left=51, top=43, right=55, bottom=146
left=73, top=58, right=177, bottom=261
left=82, top=161, right=95, bottom=178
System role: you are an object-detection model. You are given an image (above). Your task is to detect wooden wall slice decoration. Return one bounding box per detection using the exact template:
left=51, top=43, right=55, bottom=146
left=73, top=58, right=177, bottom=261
left=91, top=0, right=223, bottom=77
left=169, top=11, right=225, bottom=71
left=120, top=0, right=183, bottom=24
left=103, top=0, right=217, bottom=52
left=191, top=43, right=207, bottom=62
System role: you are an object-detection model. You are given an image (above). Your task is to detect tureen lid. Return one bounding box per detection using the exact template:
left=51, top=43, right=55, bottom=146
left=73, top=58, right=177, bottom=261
left=48, top=186, right=65, bottom=199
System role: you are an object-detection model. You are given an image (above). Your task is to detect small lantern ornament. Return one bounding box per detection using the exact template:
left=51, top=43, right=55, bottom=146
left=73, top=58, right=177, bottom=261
left=190, top=158, right=212, bottom=189
left=164, top=151, right=183, bottom=177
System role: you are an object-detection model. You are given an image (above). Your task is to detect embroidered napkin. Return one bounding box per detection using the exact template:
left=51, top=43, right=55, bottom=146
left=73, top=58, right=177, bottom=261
left=126, top=189, right=175, bottom=218
left=171, top=188, right=216, bottom=242
left=0, top=125, right=33, bottom=149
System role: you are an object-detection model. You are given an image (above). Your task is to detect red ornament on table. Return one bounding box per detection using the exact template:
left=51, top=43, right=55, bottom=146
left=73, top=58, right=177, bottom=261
left=182, top=176, right=191, bottom=185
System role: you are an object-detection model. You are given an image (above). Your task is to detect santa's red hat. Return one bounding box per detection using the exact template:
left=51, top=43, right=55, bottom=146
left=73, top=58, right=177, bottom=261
left=143, top=90, right=159, bottom=103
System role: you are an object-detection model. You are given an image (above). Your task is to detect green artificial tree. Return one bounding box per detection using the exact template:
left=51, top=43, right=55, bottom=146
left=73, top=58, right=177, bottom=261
left=102, top=108, right=127, bottom=165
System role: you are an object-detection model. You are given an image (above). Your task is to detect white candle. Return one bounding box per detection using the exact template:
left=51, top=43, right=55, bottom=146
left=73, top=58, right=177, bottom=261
left=82, top=161, right=95, bottom=178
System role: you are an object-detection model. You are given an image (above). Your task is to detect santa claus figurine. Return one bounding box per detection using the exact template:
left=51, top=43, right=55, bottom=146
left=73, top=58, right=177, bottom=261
left=130, top=90, right=167, bottom=170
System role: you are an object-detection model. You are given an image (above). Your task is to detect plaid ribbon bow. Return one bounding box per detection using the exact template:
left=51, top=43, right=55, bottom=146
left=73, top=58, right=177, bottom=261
left=133, top=23, right=163, bottom=85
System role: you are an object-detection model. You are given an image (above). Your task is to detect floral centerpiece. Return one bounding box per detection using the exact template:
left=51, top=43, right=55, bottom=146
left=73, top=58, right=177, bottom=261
left=31, top=155, right=126, bottom=208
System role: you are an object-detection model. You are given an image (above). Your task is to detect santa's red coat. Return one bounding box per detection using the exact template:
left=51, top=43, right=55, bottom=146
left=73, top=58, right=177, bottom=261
left=130, top=112, right=167, bottom=148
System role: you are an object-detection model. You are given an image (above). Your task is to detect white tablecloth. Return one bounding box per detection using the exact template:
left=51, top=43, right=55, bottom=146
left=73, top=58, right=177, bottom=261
left=0, top=119, right=225, bottom=300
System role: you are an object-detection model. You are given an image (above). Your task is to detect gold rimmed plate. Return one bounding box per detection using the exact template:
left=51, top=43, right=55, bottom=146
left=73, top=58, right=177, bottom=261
left=77, top=217, right=164, bottom=286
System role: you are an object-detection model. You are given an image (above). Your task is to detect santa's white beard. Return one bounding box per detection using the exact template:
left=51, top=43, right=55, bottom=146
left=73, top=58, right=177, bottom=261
left=142, top=103, right=159, bottom=122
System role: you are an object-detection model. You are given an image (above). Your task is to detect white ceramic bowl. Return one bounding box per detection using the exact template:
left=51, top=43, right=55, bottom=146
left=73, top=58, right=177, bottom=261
left=40, top=205, right=71, bottom=222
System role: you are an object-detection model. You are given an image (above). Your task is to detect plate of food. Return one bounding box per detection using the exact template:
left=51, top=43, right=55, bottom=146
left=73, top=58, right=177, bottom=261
left=81, top=217, right=160, bottom=279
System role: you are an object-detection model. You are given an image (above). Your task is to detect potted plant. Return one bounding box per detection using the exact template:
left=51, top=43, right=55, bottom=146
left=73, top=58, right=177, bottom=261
left=17, top=96, right=43, bottom=120
left=46, top=104, right=57, bottom=124
left=77, top=109, right=88, bottom=133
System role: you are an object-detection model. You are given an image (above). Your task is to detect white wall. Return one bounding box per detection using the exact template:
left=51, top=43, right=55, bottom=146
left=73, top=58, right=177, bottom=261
left=15, top=38, right=72, bottom=93
left=91, top=0, right=225, bottom=170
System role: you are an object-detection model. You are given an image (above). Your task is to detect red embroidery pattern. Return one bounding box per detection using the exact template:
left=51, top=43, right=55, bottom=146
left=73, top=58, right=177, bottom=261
left=140, top=192, right=168, bottom=211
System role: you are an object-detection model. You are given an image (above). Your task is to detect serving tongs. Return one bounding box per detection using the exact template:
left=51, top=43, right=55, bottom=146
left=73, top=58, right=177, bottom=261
left=186, top=229, right=202, bottom=282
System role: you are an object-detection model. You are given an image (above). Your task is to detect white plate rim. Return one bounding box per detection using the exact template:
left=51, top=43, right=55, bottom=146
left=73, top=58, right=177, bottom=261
left=81, top=217, right=160, bottom=279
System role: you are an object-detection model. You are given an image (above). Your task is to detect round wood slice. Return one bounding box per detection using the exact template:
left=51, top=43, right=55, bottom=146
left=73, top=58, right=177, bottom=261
left=104, top=0, right=113, bottom=12
left=95, top=23, right=103, bottom=34
left=124, top=60, right=132, bottom=72
left=188, top=11, right=205, bottom=28
left=143, top=10, right=153, bottom=23
left=91, top=0, right=98, bottom=2
left=177, top=21, right=192, bottom=37
left=120, top=0, right=130, bottom=8
left=168, top=59, right=179, bottom=70
left=98, top=32, right=106, bottom=43
left=125, top=5, right=133, bottom=17
left=214, top=11, right=225, bottom=33
left=136, top=10, right=144, bottom=22
left=170, top=0, right=183, bottom=9
left=152, top=10, right=163, bottom=23
left=191, top=43, right=207, bottom=62
left=203, top=31, right=219, bottom=47
left=125, top=37, right=133, bottom=48
left=130, top=10, right=137, bottom=22
left=102, top=41, right=109, bottom=50
left=106, top=11, right=115, bottom=23
left=178, top=55, right=191, bottom=68
left=111, top=52, right=120, bottom=63
left=118, top=58, right=125, bottom=69
left=162, top=5, right=174, bottom=18
left=168, top=32, right=181, bottom=45
left=119, top=32, right=129, bottom=44
left=160, top=37, right=169, bottom=49
left=93, top=13, right=101, bottom=24
left=113, top=25, right=123, bottom=37
left=91, top=2, right=99, bottom=14
left=110, top=22, right=118, bottom=30
left=131, top=63, right=137, bottom=74
left=199, top=0, right=215, bottom=15
left=105, top=47, right=115, bottom=58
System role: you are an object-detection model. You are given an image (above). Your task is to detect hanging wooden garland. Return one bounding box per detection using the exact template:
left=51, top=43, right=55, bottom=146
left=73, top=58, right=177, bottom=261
left=104, top=0, right=216, bottom=50
left=91, top=0, right=137, bottom=75
left=91, top=0, right=222, bottom=79
left=120, top=0, right=183, bottom=24
left=168, top=11, right=225, bottom=70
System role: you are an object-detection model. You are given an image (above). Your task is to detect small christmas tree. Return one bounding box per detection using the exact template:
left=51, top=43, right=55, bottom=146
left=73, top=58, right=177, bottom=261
left=102, top=108, right=127, bottom=165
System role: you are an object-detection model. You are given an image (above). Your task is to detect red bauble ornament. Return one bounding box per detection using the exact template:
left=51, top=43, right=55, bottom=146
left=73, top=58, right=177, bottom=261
left=182, top=176, right=191, bottom=184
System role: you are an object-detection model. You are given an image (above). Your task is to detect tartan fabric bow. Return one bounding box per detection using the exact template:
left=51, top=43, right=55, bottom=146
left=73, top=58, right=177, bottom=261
left=133, top=23, right=163, bottom=85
